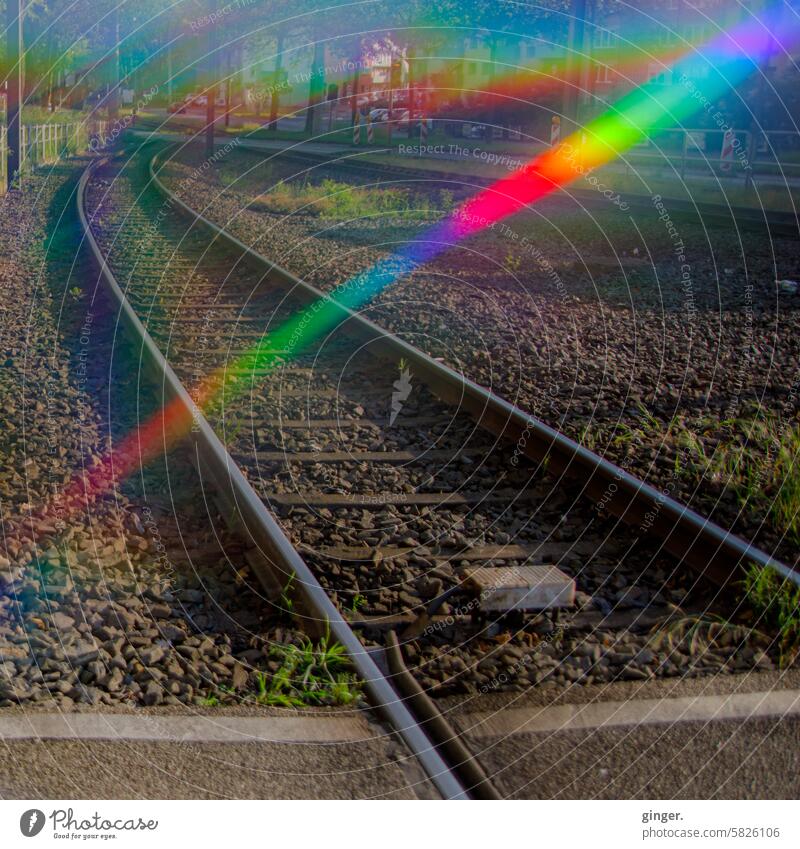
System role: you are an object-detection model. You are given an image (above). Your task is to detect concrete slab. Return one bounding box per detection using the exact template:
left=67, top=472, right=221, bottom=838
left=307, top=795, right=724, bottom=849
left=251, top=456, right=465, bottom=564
left=457, top=713, right=800, bottom=799
left=0, top=712, right=378, bottom=744
left=0, top=710, right=438, bottom=800
left=461, top=689, right=800, bottom=738
left=449, top=671, right=800, bottom=799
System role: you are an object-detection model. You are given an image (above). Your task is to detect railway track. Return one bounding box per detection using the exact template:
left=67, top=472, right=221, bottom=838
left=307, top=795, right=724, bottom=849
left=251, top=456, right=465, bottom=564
left=77, top=155, right=474, bottom=800
left=77, top=141, right=797, bottom=798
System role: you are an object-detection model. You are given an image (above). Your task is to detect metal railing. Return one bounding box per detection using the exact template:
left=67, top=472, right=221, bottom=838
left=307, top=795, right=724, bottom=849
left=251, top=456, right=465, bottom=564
left=0, top=119, right=109, bottom=190
left=625, top=128, right=800, bottom=183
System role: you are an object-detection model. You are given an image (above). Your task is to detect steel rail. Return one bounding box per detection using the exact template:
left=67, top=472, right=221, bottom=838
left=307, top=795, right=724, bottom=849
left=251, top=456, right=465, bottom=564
left=148, top=143, right=797, bottom=589
left=76, top=156, right=469, bottom=801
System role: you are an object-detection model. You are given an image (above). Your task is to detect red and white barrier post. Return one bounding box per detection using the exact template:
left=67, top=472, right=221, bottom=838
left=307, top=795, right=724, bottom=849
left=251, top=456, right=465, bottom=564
left=366, top=113, right=374, bottom=144
left=550, top=115, right=561, bottom=147
left=720, top=128, right=735, bottom=171
left=353, top=110, right=361, bottom=145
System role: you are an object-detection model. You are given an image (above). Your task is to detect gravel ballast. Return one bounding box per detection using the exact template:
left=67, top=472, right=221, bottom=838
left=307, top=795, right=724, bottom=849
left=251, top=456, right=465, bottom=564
left=0, top=162, right=320, bottom=710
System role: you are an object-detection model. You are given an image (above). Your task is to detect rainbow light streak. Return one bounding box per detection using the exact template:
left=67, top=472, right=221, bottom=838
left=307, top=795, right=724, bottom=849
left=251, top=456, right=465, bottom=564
left=44, top=8, right=795, bottom=525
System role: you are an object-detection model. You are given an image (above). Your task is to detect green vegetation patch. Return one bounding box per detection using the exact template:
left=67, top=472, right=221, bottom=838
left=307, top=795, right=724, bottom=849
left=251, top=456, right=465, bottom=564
left=257, top=177, right=451, bottom=223
left=742, top=563, right=800, bottom=665
left=253, top=630, right=361, bottom=707
left=582, top=406, right=800, bottom=547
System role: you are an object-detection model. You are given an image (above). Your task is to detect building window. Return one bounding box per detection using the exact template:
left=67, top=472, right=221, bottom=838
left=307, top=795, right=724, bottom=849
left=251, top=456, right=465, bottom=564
left=596, top=63, right=612, bottom=83
left=593, top=28, right=617, bottom=49
left=658, top=27, right=678, bottom=45
left=683, top=23, right=709, bottom=44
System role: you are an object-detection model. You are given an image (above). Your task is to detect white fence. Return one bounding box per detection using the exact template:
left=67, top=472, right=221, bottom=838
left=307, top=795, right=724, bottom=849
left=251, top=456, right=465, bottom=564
left=0, top=120, right=109, bottom=189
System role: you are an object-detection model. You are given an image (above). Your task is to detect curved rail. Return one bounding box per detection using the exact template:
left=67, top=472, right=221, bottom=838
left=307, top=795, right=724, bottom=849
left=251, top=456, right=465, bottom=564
left=147, top=143, right=796, bottom=589
left=76, top=156, right=469, bottom=801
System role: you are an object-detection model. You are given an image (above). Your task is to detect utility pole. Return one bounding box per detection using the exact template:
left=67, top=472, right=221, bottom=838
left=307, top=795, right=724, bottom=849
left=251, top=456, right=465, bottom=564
left=579, top=0, right=596, bottom=122
left=5, top=0, right=23, bottom=189
left=304, top=38, right=325, bottom=137
left=349, top=53, right=360, bottom=133
left=205, top=3, right=217, bottom=158
left=745, top=4, right=774, bottom=190
left=268, top=28, right=285, bottom=131
left=166, top=24, right=173, bottom=104
left=563, top=0, right=587, bottom=135
left=406, top=48, right=416, bottom=139
left=224, top=50, right=231, bottom=129
left=108, top=4, right=120, bottom=119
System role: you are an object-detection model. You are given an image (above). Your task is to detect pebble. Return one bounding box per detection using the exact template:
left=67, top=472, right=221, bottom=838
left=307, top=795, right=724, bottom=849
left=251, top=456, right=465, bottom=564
left=160, top=624, right=187, bottom=643
left=65, top=642, right=100, bottom=666
left=231, top=664, right=249, bottom=690
left=51, top=612, right=75, bottom=630
left=143, top=682, right=163, bottom=706
left=138, top=646, right=165, bottom=666
left=620, top=664, right=651, bottom=681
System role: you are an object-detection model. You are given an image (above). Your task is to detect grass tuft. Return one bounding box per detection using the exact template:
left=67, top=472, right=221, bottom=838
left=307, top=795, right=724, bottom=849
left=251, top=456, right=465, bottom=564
left=253, top=630, right=361, bottom=707
left=349, top=593, right=367, bottom=615
left=741, top=563, right=800, bottom=665
left=649, top=613, right=753, bottom=656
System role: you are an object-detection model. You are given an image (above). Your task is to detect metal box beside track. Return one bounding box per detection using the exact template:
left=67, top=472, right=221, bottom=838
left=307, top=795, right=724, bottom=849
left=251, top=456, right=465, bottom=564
left=464, top=564, right=576, bottom=612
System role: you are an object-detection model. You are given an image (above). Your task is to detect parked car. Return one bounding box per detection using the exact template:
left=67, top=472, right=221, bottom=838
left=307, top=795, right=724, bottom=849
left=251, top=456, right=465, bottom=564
left=368, top=108, right=421, bottom=126
left=193, top=94, right=227, bottom=108
left=464, top=123, right=488, bottom=139
left=168, top=91, right=225, bottom=113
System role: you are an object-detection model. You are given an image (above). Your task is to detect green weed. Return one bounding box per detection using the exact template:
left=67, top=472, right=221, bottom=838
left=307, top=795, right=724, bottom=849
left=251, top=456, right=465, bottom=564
left=505, top=251, right=522, bottom=273
left=253, top=630, right=361, bottom=707
left=439, top=189, right=455, bottom=211
left=349, top=593, right=367, bottom=615
left=588, top=406, right=800, bottom=546
left=280, top=573, right=295, bottom=614
left=677, top=412, right=800, bottom=543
